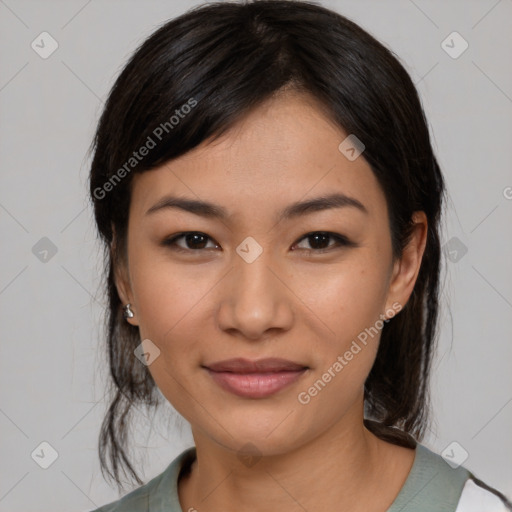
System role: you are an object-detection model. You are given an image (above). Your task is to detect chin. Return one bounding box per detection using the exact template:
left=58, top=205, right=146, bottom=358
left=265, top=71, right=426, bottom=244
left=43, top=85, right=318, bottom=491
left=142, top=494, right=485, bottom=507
left=203, top=415, right=309, bottom=456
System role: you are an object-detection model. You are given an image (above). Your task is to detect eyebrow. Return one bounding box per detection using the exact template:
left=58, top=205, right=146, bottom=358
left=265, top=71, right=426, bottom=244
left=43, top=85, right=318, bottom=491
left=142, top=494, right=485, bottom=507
left=145, top=192, right=369, bottom=221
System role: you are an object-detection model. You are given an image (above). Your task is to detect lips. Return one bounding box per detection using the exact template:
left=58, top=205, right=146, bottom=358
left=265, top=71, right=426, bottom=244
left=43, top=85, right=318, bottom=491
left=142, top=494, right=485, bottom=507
left=205, top=357, right=307, bottom=373
left=203, top=358, right=309, bottom=398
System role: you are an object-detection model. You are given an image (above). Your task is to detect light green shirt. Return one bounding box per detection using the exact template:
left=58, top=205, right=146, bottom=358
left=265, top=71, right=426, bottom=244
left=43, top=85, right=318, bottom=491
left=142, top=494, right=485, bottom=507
left=90, top=443, right=494, bottom=511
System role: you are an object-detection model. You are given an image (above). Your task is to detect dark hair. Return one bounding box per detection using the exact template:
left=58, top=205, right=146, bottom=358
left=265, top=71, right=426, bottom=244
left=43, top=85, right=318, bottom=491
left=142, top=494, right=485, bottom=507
left=89, top=0, right=446, bottom=490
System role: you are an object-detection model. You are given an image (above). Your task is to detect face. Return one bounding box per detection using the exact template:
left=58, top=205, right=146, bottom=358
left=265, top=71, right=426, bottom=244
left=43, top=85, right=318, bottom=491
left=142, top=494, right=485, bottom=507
left=114, top=91, right=426, bottom=456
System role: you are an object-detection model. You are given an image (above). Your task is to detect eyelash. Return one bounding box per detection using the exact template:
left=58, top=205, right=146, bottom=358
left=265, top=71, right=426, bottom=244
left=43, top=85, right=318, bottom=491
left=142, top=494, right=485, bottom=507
left=161, top=231, right=356, bottom=255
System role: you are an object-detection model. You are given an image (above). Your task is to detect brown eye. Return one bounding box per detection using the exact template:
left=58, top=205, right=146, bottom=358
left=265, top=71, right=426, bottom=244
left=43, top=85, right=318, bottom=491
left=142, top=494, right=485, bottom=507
left=293, top=231, right=356, bottom=254
left=162, top=232, right=219, bottom=251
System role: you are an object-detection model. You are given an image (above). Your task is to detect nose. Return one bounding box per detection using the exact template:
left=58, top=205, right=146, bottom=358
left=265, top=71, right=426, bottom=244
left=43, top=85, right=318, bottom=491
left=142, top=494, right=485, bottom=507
left=216, top=247, right=294, bottom=341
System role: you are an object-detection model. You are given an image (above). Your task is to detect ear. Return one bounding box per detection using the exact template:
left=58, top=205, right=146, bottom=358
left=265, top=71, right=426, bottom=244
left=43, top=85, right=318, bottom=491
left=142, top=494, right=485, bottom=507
left=111, top=226, right=139, bottom=327
left=384, top=211, right=428, bottom=316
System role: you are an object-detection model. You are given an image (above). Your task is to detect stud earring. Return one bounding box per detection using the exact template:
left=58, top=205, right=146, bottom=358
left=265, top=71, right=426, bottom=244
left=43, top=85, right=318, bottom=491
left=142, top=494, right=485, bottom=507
left=123, top=303, right=134, bottom=319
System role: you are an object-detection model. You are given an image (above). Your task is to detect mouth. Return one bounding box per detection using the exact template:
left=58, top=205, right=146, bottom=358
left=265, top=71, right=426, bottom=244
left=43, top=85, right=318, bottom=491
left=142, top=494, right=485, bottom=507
left=203, top=358, right=309, bottom=399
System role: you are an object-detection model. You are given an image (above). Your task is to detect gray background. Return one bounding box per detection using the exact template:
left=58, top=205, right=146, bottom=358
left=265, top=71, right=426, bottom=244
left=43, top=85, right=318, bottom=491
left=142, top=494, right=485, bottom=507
left=0, top=0, right=511, bottom=510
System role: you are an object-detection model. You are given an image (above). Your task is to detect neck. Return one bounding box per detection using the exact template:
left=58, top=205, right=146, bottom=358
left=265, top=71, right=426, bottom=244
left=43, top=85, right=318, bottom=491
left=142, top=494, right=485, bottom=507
left=178, top=400, right=411, bottom=512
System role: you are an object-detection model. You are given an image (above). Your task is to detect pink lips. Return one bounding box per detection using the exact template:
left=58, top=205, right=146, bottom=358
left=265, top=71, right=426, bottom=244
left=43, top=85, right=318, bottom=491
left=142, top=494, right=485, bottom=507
left=204, top=358, right=308, bottom=399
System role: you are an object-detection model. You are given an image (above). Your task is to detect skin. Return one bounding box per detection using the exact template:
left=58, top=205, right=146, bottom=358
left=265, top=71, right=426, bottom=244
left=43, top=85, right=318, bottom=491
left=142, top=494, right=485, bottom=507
left=114, top=90, right=428, bottom=512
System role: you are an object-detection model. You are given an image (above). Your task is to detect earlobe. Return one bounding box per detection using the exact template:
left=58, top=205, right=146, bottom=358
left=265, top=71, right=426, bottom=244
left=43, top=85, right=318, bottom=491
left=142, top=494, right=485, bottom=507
left=115, top=267, right=140, bottom=327
left=111, top=228, right=139, bottom=326
left=113, top=263, right=139, bottom=326
left=384, top=211, right=428, bottom=313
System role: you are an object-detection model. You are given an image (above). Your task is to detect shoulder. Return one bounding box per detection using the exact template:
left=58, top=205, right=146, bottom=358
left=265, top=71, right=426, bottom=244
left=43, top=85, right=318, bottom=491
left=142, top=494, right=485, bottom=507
left=89, top=447, right=196, bottom=512
left=88, top=477, right=156, bottom=512
left=88, top=470, right=162, bottom=512
left=413, top=443, right=512, bottom=512
left=456, top=476, right=512, bottom=512
left=386, top=442, right=511, bottom=512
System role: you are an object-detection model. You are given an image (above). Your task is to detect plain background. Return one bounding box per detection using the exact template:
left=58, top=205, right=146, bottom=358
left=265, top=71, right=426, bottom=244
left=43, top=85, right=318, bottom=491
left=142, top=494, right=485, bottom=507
left=0, top=0, right=511, bottom=510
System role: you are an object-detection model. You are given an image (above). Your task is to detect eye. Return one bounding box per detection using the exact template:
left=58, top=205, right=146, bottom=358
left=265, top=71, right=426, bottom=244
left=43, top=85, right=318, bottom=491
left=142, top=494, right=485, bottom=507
left=292, top=231, right=356, bottom=254
left=162, top=232, right=220, bottom=252
left=161, top=230, right=356, bottom=255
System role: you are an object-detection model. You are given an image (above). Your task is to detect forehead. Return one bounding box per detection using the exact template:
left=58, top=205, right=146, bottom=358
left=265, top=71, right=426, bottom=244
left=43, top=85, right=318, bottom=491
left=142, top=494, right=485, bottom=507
left=130, top=92, right=387, bottom=223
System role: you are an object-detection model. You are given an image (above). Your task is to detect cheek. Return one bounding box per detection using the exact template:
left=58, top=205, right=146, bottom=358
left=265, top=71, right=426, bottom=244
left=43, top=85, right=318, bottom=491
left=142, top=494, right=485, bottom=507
left=296, top=257, right=389, bottom=341
left=293, top=256, right=389, bottom=393
left=128, top=256, right=209, bottom=414
left=129, top=242, right=208, bottom=336
left=295, top=272, right=383, bottom=416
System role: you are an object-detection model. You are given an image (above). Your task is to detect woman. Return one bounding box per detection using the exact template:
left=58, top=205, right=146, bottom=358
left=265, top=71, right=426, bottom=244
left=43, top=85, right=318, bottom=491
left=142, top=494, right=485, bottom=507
left=88, top=1, right=511, bottom=510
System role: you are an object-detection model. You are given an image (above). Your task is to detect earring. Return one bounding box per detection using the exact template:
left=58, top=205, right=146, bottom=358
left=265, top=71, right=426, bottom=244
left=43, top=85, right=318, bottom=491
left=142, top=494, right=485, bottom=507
left=123, top=303, right=134, bottom=319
